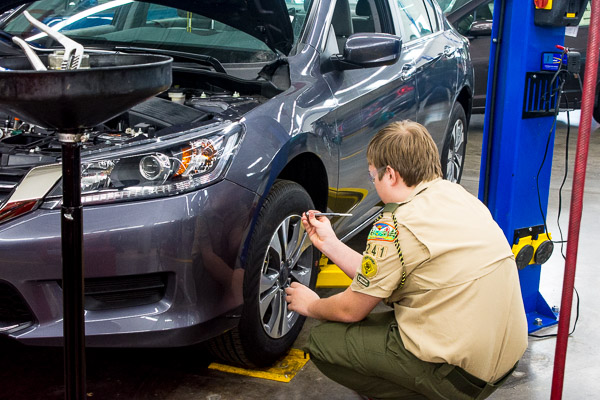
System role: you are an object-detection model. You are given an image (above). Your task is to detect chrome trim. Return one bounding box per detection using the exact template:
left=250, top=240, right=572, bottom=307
left=0, top=322, right=33, bottom=334
left=0, top=324, right=20, bottom=332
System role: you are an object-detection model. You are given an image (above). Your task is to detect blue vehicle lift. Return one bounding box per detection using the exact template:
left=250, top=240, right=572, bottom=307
left=479, top=0, right=579, bottom=333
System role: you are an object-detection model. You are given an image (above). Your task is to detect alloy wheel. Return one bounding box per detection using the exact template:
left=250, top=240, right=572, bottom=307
left=445, top=118, right=465, bottom=183
left=259, top=214, right=312, bottom=339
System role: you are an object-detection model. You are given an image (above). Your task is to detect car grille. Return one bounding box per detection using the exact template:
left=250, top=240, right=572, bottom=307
left=0, top=167, right=29, bottom=206
left=0, top=281, right=35, bottom=333
left=60, top=273, right=170, bottom=311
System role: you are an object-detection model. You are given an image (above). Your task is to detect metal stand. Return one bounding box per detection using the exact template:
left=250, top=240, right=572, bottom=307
left=0, top=51, right=171, bottom=400
left=478, top=0, right=564, bottom=333
left=59, top=132, right=86, bottom=400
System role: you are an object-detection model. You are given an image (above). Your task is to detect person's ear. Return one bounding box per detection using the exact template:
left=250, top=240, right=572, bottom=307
left=387, top=167, right=398, bottom=185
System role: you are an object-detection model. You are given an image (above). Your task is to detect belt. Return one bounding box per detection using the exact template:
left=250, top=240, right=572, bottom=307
left=445, top=362, right=518, bottom=398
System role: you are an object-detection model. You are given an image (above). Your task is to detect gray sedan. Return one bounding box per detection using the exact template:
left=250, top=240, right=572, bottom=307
left=0, top=0, right=473, bottom=367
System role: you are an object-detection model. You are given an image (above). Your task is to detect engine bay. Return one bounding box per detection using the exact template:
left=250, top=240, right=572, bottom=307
left=0, top=57, right=290, bottom=209
left=0, top=86, right=265, bottom=168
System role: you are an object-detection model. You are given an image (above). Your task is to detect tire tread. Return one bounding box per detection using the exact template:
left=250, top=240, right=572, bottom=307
left=207, top=180, right=317, bottom=368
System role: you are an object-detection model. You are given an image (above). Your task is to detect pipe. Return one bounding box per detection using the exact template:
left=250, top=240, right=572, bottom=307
left=482, top=0, right=507, bottom=205
left=550, top=0, right=600, bottom=397
left=60, top=137, right=86, bottom=400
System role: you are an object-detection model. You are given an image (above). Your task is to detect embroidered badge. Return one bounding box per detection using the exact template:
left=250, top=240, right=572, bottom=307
left=361, top=255, right=378, bottom=278
left=365, top=242, right=388, bottom=259
left=367, top=222, right=398, bottom=242
left=356, top=273, right=370, bottom=287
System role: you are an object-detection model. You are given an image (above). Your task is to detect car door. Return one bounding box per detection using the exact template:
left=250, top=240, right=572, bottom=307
left=322, top=0, right=418, bottom=237
left=448, top=0, right=494, bottom=112
left=395, top=0, right=459, bottom=150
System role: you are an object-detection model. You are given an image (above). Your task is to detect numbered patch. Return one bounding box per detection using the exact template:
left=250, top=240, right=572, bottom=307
left=365, top=242, right=388, bottom=259
left=367, top=222, right=398, bottom=242
left=361, top=255, right=378, bottom=278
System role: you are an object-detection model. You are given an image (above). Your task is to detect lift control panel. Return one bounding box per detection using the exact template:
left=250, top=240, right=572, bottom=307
left=541, top=51, right=568, bottom=71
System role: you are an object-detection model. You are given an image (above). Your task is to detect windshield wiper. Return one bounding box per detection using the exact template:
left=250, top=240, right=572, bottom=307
left=0, top=30, right=20, bottom=53
left=0, top=30, right=15, bottom=43
left=0, top=30, right=51, bottom=56
left=113, top=46, right=226, bottom=74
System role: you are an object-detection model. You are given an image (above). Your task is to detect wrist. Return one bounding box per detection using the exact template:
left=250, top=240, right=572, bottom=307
left=319, top=237, right=341, bottom=258
left=306, top=296, right=322, bottom=319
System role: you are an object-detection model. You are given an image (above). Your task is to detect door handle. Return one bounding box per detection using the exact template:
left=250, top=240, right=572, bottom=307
left=443, top=45, right=456, bottom=57
left=401, top=63, right=416, bottom=80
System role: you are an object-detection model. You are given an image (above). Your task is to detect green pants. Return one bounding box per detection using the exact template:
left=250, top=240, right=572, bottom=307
left=303, top=312, right=508, bottom=400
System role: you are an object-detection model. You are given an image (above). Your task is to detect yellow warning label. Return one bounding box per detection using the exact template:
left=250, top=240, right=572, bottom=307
left=535, top=0, right=552, bottom=9
left=208, top=348, right=310, bottom=383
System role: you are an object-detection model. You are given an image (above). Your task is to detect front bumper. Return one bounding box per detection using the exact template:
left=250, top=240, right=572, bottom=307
left=0, top=179, right=257, bottom=347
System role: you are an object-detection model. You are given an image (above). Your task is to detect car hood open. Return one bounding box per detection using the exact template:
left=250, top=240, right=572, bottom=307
left=0, top=0, right=294, bottom=55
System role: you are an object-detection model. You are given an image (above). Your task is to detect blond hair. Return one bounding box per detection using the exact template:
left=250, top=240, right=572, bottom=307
left=367, top=120, right=442, bottom=187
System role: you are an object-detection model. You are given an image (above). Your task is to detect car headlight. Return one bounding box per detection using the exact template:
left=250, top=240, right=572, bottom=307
left=43, top=123, right=243, bottom=207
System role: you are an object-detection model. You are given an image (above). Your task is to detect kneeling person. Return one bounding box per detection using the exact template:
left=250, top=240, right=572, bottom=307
left=285, top=120, right=527, bottom=399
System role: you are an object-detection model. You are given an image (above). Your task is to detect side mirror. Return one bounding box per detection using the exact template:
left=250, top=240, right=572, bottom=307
left=468, top=20, right=493, bottom=37
left=330, top=33, right=402, bottom=71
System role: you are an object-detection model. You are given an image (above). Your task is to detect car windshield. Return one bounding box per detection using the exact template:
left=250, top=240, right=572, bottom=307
left=0, top=0, right=312, bottom=63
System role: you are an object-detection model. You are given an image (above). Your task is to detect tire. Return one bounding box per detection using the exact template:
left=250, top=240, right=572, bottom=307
left=209, top=180, right=319, bottom=367
left=441, top=102, right=467, bottom=183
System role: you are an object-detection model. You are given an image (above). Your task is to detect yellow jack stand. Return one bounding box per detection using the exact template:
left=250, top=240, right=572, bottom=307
left=316, top=255, right=352, bottom=288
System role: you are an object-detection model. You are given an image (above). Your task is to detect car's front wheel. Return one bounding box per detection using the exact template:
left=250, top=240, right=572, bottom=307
left=209, top=180, right=318, bottom=367
left=441, top=102, right=467, bottom=183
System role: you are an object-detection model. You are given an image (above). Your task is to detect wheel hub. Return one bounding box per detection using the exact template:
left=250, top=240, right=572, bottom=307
left=279, top=260, right=290, bottom=286
left=446, top=118, right=465, bottom=182
left=258, top=214, right=312, bottom=339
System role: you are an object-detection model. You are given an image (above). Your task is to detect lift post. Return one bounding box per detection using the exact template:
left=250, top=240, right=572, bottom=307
left=479, top=0, right=577, bottom=332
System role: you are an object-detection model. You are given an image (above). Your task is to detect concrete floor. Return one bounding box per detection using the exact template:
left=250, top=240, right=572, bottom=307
left=1, top=113, right=598, bottom=399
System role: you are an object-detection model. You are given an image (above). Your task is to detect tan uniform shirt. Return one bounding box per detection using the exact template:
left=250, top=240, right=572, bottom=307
left=350, top=178, right=528, bottom=382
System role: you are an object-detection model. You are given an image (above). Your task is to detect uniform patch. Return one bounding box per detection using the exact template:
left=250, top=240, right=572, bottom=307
left=356, top=273, right=370, bottom=287
left=367, top=222, right=398, bottom=242
left=361, top=255, right=378, bottom=278
left=365, top=242, right=388, bottom=259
